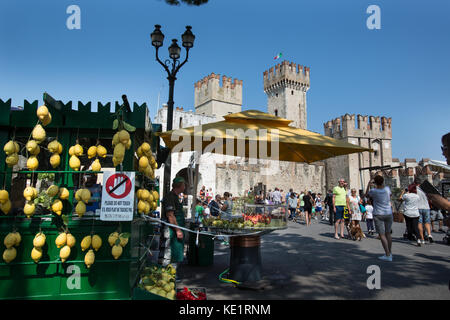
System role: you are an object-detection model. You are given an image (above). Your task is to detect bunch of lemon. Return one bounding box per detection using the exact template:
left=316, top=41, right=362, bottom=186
left=31, top=232, right=46, bottom=263
left=36, top=105, right=52, bottom=127
left=136, top=142, right=157, bottom=179
left=86, top=144, right=107, bottom=172
left=47, top=140, right=63, bottom=168
left=80, top=234, right=102, bottom=268
left=2, top=231, right=21, bottom=263
left=3, top=140, right=20, bottom=168
left=136, top=188, right=158, bottom=215
left=0, top=190, right=11, bottom=215
left=68, top=143, right=84, bottom=171
left=108, top=231, right=129, bottom=260
left=112, top=130, right=132, bottom=167
left=23, top=186, right=38, bottom=218
left=73, top=188, right=91, bottom=217
left=55, top=231, right=76, bottom=263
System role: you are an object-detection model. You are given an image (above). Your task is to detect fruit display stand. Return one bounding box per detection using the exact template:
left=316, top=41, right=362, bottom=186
left=0, top=95, right=160, bottom=300
left=202, top=203, right=288, bottom=283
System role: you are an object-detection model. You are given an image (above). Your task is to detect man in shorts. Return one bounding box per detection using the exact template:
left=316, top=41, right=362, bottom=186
left=365, top=175, right=393, bottom=262
left=333, top=178, right=350, bottom=240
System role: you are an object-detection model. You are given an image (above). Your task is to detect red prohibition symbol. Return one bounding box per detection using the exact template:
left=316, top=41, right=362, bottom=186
left=105, top=173, right=132, bottom=199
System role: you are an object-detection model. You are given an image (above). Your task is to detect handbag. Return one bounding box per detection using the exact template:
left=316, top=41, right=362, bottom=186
left=360, top=204, right=366, bottom=213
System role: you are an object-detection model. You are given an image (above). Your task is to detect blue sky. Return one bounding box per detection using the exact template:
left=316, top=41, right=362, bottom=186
left=0, top=0, right=449, bottom=162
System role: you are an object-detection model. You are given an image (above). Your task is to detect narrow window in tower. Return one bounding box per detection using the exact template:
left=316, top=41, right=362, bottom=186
left=275, top=109, right=278, bottom=117
left=276, top=93, right=278, bottom=97
left=291, top=90, right=294, bottom=95
left=179, top=117, right=183, bottom=128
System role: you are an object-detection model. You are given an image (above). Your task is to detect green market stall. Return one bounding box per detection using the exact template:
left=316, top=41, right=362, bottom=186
left=0, top=94, right=161, bottom=300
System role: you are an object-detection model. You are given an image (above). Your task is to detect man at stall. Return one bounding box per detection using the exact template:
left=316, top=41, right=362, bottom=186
left=158, top=176, right=187, bottom=269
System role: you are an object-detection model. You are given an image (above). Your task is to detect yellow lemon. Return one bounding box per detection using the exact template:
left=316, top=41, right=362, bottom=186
left=32, top=124, right=46, bottom=143
left=80, top=189, right=91, bottom=204
left=5, top=153, right=19, bottom=167
left=112, top=132, right=120, bottom=146
left=13, top=141, right=20, bottom=153
left=57, top=142, right=63, bottom=154
left=139, top=156, right=149, bottom=169
left=75, top=201, right=86, bottom=217
left=31, top=247, right=42, bottom=263
left=125, top=139, right=131, bottom=150
left=144, top=201, right=151, bottom=214
left=140, top=189, right=150, bottom=201
left=112, top=156, right=121, bottom=167
left=136, top=189, right=143, bottom=200
left=33, top=232, right=46, bottom=248
left=68, top=146, right=75, bottom=156
left=36, top=105, right=49, bottom=120
left=3, top=247, right=17, bottom=263
left=47, top=185, right=59, bottom=197
left=51, top=199, right=63, bottom=215
left=147, top=193, right=154, bottom=203
left=66, top=233, right=76, bottom=248
left=119, top=233, right=129, bottom=247
left=0, top=199, right=11, bottom=214
left=24, top=202, right=36, bottom=218
left=92, top=235, right=102, bottom=251
left=113, top=143, right=125, bottom=160
left=136, top=146, right=143, bottom=158
left=59, top=245, right=71, bottom=263
left=55, top=232, right=67, bottom=248
left=111, top=244, right=123, bottom=260
left=69, top=155, right=80, bottom=171
left=3, top=233, right=17, bottom=249
left=49, top=153, right=60, bottom=168
left=0, top=190, right=9, bottom=204
left=96, top=145, right=107, bottom=158
left=41, top=113, right=52, bottom=126
left=141, top=142, right=151, bottom=153
left=27, top=156, right=39, bottom=171
left=91, top=159, right=101, bottom=172
left=59, top=187, right=69, bottom=200
left=85, top=249, right=95, bottom=268
left=3, top=140, right=16, bottom=155
left=12, top=232, right=21, bottom=247
left=75, top=189, right=83, bottom=202
left=118, top=130, right=130, bottom=145
left=108, top=232, right=119, bottom=247
left=47, top=140, right=59, bottom=153
left=87, top=146, right=97, bottom=159
left=152, top=191, right=159, bottom=201
left=137, top=200, right=147, bottom=214
left=74, top=144, right=83, bottom=156
left=80, top=235, right=92, bottom=251
left=23, top=187, right=35, bottom=201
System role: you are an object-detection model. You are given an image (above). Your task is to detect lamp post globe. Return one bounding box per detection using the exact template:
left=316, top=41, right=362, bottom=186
left=150, top=24, right=164, bottom=48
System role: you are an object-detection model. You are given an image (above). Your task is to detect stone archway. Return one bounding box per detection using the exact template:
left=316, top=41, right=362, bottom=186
left=175, top=167, right=202, bottom=196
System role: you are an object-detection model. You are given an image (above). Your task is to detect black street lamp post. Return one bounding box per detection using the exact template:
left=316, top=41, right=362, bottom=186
left=150, top=24, right=195, bottom=200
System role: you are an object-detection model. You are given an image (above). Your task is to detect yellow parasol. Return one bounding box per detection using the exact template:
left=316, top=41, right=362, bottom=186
left=157, top=110, right=372, bottom=163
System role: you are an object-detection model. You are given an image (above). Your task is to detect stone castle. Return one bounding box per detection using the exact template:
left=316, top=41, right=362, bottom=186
left=154, top=60, right=448, bottom=197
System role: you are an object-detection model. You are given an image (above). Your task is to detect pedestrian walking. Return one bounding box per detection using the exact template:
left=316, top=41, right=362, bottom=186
left=414, top=178, right=434, bottom=244
left=333, top=178, right=350, bottom=239
left=365, top=199, right=375, bottom=235
left=288, top=192, right=298, bottom=220
left=315, top=193, right=324, bottom=220
left=365, top=175, right=393, bottom=262
left=348, top=188, right=363, bottom=229
left=399, top=184, right=421, bottom=246
left=324, top=189, right=334, bottom=225
left=272, top=188, right=282, bottom=204
left=303, top=191, right=315, bottom=226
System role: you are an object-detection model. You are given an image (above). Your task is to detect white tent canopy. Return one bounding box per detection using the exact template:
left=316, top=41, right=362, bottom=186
left=428, top=159, right=450, bottom=172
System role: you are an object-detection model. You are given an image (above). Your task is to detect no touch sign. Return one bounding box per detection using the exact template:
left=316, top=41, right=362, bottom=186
left=100, top=171, right=135, bottom=221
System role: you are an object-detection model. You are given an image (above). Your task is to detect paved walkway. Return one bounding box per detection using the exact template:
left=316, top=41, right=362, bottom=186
left=178, top=219, right=450, bottom=300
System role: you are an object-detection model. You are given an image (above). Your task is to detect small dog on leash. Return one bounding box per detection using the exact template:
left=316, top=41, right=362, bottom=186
left=349, top=224, right=365, bottom=241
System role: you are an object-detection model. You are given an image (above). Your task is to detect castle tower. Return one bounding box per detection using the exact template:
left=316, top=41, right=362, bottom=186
left=323, top=114, right=393, bottom=191
left=194, top=73, right=243, bottom=120
left=263, top=60, right=310, bottom=129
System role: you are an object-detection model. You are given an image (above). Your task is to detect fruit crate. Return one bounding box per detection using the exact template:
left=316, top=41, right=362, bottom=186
left=0, top=95, right=160, bottom=300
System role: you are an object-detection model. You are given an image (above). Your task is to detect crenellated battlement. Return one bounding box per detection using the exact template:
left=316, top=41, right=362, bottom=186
left=263, top=60, right=310, bottom=93
left=323, top=113, right=392, bottom=140
left=194, top=72, right=243, bottom=110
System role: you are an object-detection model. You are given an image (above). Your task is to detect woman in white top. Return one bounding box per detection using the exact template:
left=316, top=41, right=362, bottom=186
left=348, top=188, right=363, bottom=228
left=399, top=184, right=421, bottom=246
